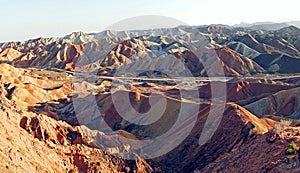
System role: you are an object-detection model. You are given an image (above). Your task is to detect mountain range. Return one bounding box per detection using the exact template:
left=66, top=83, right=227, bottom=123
left=1, top=23, right=300, bottom=172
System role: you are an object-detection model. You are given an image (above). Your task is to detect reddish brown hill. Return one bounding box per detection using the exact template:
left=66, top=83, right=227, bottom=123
left=0, top=63, right=72, bottom=110
left=245, top=86, right=300, bottom=119
left=151, top=103, right=275, bottom=172
left=1, top=65, right=300, bottom=172
left=100, top=38, right=264, bottom=77
left=179, top=47, right=262, bottom=77
left=164, top=81, right=294, bottom=105
left=0, top=105, right=153, bottom=172
left=0, top=48, right=23, bottom=62
left=206, top=81, right=293, bottom=104
left=201, top=130, right=299, bottom=173
left=0, top=35, right=265, bottom=77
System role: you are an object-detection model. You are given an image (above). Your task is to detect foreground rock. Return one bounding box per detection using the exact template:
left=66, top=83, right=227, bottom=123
left=0, top=102, right=152, bottom=172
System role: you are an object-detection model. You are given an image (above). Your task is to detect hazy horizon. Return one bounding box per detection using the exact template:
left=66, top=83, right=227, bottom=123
left=1, top=0, right=300, bottom=42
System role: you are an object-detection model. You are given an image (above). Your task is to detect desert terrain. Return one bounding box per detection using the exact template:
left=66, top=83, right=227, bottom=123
left=1, top=24, right=300, bottom=172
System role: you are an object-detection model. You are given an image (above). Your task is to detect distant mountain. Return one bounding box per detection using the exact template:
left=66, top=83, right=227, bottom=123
left=0, top=24, right=299, bottom=76
left=287, top=20, right=300, bottom=28
left=234, top=21, right=290, bottom=31
left=233, top=21, right=300, bottom=31
left=234, top=21, right=278, bottom=28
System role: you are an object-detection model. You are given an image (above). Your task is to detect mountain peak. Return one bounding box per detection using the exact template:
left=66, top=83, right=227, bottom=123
left=63, top=31, right=95, bottom=44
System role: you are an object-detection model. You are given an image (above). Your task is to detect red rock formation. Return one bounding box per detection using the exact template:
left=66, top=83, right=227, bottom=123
left=150, top=103, right=275, bottom=172
left=0, top=93, right=152, bottom=172
left=1, top=25, right=300, bottom=172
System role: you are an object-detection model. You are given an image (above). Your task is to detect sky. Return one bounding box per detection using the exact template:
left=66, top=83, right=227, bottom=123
left=0, top=0, right=299, bottom=42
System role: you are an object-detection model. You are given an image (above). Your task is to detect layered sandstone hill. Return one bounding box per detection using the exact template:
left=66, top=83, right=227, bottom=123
left=1, top=62, right=300, bottom=172
left=0, top=106, right=154, bottom=173
left=0, top=34, right=264, bottom=77
left=0, top=77, right=152, bottom=172
left=1, top=24, right=300, bottom=172
left=0, top=65, right=299, bottom=172
left=1, top=25, right=299, bottom=76
left=245, top=86, right=300, bottom=119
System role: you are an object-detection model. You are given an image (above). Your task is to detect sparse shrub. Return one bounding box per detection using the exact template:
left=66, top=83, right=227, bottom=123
left=274, top=119, right=292, bottom=138
left=286, top=141, right=299, bottom=155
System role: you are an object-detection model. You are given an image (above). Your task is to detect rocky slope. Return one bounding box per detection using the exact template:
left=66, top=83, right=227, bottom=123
left=0, top=106, right=153, bottom=173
